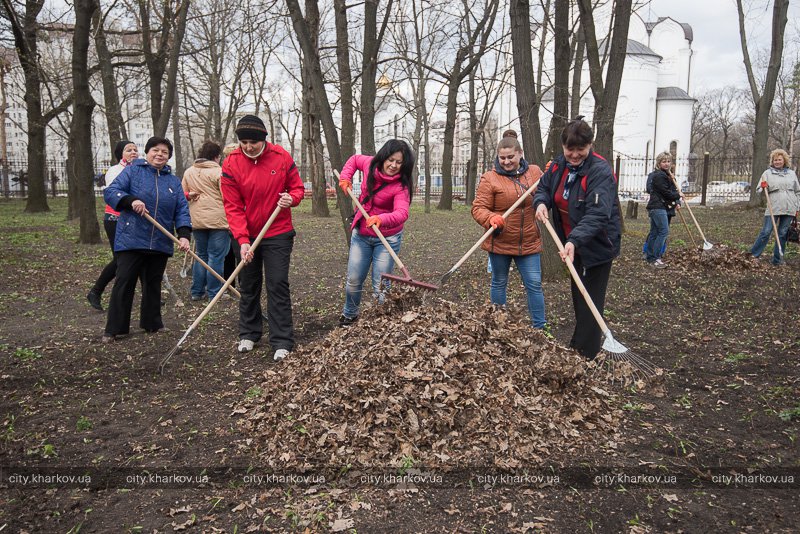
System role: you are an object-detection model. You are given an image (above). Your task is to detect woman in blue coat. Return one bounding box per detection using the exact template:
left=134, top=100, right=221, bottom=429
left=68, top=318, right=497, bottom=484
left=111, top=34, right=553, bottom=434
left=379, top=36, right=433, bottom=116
left=102, top=137, right=192, bottom=343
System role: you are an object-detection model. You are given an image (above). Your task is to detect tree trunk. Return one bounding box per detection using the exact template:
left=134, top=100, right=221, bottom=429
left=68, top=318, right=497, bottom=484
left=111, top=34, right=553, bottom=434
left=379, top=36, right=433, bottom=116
left=466, top=70, right=479, bottom=205
left=577, top=0, right=632, bottom=161
left=93, top=7, right=126, bottom=153
left=546, top=0, right=570, bottom=161
left=302, top=0, right=330, bottom=218
left=334, top=0, right=355, bottom=158
left=71, top=0, right=101, bottom=244
left=509, top=0, right=544, bottom=165
left=172, top=84, right=185, bottom=176
left=154, top=0, right=189, bottom=137
left=287, top=0, right=349, bottom=238
left=570, top=22, right=585, bottom=120
left=437, top=75, right=461, bottom=210
left=738, top=0, right=789, bottom=205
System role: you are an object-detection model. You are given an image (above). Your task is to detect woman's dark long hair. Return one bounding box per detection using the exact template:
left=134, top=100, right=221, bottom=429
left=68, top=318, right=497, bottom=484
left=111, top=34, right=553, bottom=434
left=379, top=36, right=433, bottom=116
left=367, top=139, right=415, bottom=202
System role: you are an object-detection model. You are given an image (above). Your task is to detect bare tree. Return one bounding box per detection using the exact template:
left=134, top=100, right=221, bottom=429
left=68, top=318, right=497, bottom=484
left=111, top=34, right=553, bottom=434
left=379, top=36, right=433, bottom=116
left=0, top=0, right=73, bottom=212
left=577, top=0, right=632, bottom=161
left=509, top=0, right=544, bottom=165
left=359, top=0, right=393, bottom=154
left=93, top=2, right=128, bottom=153
left=737, top=0, right=790, bottom=204
left=431, top=0, right=499, bottom=211
left=138, top=0, right=189, bottom=136
left=69, top=0, right=101, bottom=243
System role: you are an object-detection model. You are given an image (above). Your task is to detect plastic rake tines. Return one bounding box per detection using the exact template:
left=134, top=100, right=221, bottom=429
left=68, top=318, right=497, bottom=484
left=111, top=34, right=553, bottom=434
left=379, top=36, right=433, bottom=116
left=600, top=331, right=659, bottom=379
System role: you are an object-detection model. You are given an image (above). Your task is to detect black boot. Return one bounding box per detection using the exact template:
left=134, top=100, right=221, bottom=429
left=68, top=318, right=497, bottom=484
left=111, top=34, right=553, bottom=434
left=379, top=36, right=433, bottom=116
left=87, top=290, right=103, bottom=311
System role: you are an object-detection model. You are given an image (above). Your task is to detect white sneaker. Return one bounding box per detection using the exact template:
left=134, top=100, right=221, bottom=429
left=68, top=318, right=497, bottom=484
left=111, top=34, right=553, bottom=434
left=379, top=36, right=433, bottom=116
left=273, top=348, right=289, bottom=362
left=238, top=339, right=254, bottom=353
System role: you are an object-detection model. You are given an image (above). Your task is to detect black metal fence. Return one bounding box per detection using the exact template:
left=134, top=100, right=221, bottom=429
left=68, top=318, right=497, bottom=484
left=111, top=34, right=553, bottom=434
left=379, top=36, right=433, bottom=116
left=1, top=154, right=796, bottom=205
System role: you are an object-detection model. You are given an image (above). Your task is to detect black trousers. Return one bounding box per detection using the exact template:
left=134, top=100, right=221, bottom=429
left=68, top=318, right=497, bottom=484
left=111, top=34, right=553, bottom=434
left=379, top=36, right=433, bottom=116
left=92, top=217, right=118, bottom=294
left=223, top=231, right=237, bottom=287
left=569, top=256, right=613, bottom=360
left=237, top=230, right=295, bottom=351
left=105, top=251, right=168, bottom=336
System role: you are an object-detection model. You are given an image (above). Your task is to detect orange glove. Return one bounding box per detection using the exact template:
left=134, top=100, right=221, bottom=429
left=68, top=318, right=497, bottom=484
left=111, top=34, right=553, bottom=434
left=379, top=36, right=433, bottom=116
left=489, top=215, right=505, bottom=230
left=366, top=215, right=381, bottom=228
left=760, top=180, right=768, bottom=189
left=339, top=179, right=352, bottom=193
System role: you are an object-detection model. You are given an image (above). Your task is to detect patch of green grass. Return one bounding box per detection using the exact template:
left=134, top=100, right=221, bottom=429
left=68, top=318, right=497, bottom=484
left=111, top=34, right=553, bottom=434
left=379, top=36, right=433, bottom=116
left=245, top=386, right=263, bottom=400
left=778, top=406, right=800, bottom=422
left=14, top=347, right=41, bottom=361
left=76, top=416, right=93, bottom=432
left=724, top=352, right=749, bottom=364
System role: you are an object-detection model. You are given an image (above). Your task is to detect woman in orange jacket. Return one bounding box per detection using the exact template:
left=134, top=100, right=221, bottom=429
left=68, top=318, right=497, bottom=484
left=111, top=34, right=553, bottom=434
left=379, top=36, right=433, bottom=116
left=471, top=137, right=546, bottom=329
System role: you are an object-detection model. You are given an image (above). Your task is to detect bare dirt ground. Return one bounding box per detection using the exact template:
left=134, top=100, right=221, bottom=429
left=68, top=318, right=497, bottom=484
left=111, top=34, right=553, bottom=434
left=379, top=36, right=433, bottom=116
left=1, top=198, right=798, bottom=533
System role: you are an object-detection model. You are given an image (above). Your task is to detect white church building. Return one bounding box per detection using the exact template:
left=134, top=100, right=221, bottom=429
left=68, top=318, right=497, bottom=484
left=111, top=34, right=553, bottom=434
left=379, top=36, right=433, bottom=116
left=499, top=15, right=696, bottom=191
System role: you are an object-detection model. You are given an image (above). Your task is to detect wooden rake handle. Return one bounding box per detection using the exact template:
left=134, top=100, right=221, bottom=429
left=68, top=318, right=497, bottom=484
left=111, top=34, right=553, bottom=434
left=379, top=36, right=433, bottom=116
left=446, top=177, right=541, bottom=275
left=764, top=186, right=783, bottom=257
left=667, top=172, right=709, bottom=244
left=676, top=208, right=698, bottom=249
left=541, top=217, right=611, bottom=336
left=181, top=205, right=283, bottom=342
left=142, top=212, right=241, bottom=299
left=334, top=169, right=408, bottom=275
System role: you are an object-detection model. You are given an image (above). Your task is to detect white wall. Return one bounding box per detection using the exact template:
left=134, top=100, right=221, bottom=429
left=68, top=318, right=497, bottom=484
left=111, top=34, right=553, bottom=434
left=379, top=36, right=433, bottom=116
left=613, top=52, right=660, bottom=158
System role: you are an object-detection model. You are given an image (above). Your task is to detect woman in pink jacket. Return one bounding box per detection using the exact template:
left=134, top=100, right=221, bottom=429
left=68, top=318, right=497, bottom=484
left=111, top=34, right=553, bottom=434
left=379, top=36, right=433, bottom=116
left=337, top=139, right=415, bottom=325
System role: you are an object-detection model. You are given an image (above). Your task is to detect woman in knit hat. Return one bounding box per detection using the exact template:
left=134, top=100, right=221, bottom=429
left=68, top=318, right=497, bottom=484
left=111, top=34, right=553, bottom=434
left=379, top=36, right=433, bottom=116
left=221, top=115, right=305, bottom=360
left=87, top=140, right=139, bottom=311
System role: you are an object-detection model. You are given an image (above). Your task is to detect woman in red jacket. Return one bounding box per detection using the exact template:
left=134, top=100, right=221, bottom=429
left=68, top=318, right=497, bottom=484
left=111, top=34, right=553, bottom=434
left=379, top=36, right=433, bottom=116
left=337, top=139, right=415, bottom=325
left=221, top=115, right=305, bottom=360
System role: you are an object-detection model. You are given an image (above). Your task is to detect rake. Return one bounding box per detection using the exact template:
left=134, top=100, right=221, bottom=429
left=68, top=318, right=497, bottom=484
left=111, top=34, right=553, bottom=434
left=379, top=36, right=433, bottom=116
left=668, top=172, right=713, bottom=251
left=764, top=185, right=784, bottom=258
left=142, top=212, right=240, bottom=298
left=541, top=218, right=658, bottom=378
left=159, top=205, right=283, bottom=373
left=337, top=170, right=437, bottom=291
left=439, top=177, right=540, bottom=286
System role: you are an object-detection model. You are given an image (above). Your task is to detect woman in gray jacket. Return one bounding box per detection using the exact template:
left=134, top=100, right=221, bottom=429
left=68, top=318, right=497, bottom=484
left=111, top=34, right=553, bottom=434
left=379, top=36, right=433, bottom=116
left=750, top=148, right=800, bottom=265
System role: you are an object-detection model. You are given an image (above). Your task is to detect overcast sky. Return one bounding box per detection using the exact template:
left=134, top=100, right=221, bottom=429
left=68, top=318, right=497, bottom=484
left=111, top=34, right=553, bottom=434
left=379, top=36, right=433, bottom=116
left=642, top=0, right=799, bottom=92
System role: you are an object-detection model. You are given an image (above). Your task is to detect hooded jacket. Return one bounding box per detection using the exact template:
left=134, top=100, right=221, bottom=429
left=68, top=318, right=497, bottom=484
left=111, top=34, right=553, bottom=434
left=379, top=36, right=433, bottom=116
left=472, top=158, right=542, bottom=256
left=339, top=154, right=410, bottom=238
left=220, top=144, right=305, bottom=245
left=181, top=159, right=228, bottom=230
left=533, top=151, right=621, bottom=268
left=104, top=159, right=192, bottom=255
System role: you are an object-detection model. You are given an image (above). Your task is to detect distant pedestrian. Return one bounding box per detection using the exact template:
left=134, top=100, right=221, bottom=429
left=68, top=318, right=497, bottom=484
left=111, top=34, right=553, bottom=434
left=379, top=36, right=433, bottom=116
left=337, top=139, right=415, bottom=326
left=87, top=140, right=139, bottom=311
left=750, top=148, right=800, bottom=266
left=221, top=115, right=305, bottom=360
left=643, top=151, right=682, bottom=268
left=102, top=137, right=191, bottom=342
left=182, top=140, right=229, bottom=300
left=534, top=117, right=622, bottom=360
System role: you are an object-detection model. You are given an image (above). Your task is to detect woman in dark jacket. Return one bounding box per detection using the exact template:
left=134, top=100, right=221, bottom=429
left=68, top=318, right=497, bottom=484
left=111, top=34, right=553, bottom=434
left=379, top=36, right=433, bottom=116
left=534, top=117, right=621, bottom=359
left=643, top=151, right=682, bottom=268
left=102, top=136, right=192, bottom=343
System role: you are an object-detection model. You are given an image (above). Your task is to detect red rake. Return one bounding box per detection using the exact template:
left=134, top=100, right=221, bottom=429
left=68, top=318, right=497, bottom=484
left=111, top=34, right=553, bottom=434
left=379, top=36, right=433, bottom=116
left=336, top=170, right=437, bottom=291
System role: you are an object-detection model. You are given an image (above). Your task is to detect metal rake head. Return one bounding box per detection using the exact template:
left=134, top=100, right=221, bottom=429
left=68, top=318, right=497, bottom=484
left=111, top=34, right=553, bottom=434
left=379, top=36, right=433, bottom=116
left=601, top=332, right=659, bottom=379
left=701, top=240, right=714, bottom=251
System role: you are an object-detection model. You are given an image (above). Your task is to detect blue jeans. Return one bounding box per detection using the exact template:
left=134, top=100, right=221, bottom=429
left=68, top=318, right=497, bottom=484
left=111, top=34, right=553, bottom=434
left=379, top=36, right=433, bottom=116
left=342, top=229, right=402, bottom=318
left=751, top=215, right=793, bottom=264
left=644, top=209, right=670, bottom=262
left=191, top=229, right=231, bottom=299
left=488, top=252, right=546, bottom=328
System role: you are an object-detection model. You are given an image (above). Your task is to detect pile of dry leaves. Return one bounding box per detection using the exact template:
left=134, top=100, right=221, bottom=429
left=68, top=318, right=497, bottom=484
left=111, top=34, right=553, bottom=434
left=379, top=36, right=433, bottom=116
left=240, top=295, right=625, bottom=471
left=665, top=243, right=769, bottom=273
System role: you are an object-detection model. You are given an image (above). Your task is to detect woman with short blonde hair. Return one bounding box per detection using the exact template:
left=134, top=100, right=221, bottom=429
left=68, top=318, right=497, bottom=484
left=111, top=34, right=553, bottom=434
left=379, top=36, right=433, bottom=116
left=750, top=149, right=800, bottom=265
